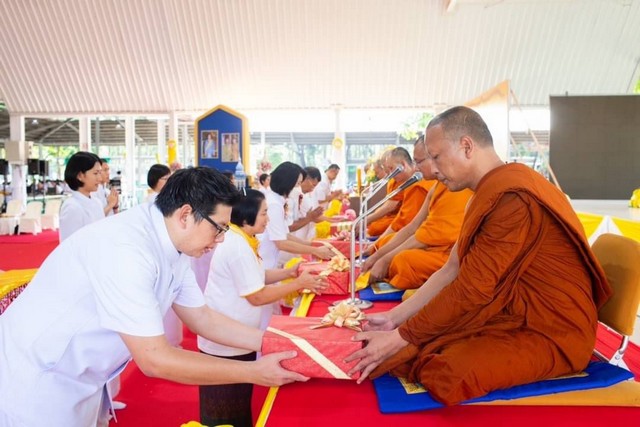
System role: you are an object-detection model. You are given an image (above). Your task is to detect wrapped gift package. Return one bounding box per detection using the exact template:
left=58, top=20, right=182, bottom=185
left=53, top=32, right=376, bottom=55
left=261, top=315, right=362, bottom=380
left=298, top=261, right=360, bottom=295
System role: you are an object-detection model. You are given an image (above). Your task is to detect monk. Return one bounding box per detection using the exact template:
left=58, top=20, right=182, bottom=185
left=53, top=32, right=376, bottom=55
left=363, top=138, right=472, bottom=289
left=346, top=106, right=612, bottom=405
left=374, top=146, right=433, bottom=243
left=365, top=151, right=405, bottom=237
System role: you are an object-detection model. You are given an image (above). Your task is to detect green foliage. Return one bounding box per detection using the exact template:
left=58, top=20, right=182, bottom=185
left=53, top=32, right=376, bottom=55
left=635, top=78, right=640, bottom=94
left=399, top=112, right=433, bottom=141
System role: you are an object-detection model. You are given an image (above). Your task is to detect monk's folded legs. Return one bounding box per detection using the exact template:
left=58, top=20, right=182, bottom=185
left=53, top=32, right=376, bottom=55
left=408, top=329, right=582, bottom=405
left=388, top=249, right=449, bottom=289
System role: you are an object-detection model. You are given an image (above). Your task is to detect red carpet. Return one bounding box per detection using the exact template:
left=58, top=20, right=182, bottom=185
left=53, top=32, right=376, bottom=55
left=0, top=230, right=59, bottom=270
left=3, top=235, right=639, bottom=426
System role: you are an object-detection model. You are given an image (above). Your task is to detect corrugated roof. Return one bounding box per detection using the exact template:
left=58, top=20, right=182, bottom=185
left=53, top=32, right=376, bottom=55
left=0, top=0, right=639, bottom=115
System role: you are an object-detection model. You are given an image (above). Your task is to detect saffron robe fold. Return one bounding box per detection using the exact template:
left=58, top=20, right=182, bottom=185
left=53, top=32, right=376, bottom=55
left=387, top=180, right=434, bottom=232
left=387, top=183, right=472, bottom=289
left=366, top=179, right=403, bottom=237
left=371, top=163, right=612, bottom=405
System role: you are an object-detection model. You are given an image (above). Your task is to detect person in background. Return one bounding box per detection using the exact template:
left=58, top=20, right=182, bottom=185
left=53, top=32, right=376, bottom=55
left=145, top=164, right=172, bottom=205
left=91, top=158, right=119, bottom=217
left=258, top=173, right=271, bottom=193
left=59, top=152, right=106, bottom=242
left=346, top=106, right=612, bottom=405
left=198, top=189, right=327, bottom=427
left=313, top=164, right=343, bottom=206
left=0, top=167, right=308, bottom=427
left=258, top=161, right=334, bottom=269
left=170, top=161, right=183, bottom=173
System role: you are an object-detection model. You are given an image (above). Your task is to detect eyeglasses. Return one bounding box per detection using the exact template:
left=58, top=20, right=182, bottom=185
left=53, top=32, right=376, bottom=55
left=198, top=213, right=230, bottom=236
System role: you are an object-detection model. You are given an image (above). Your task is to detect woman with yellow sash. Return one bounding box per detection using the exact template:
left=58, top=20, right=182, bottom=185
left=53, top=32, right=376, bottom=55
left=198, top=189, right=327, bottom=427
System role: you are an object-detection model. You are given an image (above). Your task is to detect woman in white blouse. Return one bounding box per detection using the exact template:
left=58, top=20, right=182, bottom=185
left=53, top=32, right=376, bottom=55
left=258, top=161, right=334, bottom=269
left=145, top=163, right=171, bottom=204
left=59, top=152, right=106, bottom=242
left=198, top=189, right=327, bottom=427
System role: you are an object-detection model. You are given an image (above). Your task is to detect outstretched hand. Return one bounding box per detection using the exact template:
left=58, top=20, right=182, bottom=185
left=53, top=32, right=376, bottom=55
left=345, top=329, right=408, bottom=384
left=253, top=351, right=309, bottom=387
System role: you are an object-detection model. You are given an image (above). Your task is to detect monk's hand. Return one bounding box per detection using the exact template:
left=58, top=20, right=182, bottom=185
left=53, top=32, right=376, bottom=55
left=252, top=351, right=310, bottom=387
left=363, top=312, right=395, bottom=331
left=345, top=329, right=408, bottom=384
left=361, top=254, right=377, bottom=273
left=369, top=257, right=391, bottom=282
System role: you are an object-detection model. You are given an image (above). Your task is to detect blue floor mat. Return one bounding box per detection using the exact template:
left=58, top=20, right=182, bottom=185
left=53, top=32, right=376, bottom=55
left=359, top=282, right=404, bottom=301
left=372, top=361, right=633, bottom=413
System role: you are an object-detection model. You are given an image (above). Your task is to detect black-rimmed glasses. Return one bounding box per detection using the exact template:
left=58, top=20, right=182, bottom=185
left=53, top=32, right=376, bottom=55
left=198, top=213, right=230, bottom=236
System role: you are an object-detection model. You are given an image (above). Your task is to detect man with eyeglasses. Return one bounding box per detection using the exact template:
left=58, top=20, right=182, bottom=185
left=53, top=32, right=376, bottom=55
left=0, top=167, right=309, bottom=427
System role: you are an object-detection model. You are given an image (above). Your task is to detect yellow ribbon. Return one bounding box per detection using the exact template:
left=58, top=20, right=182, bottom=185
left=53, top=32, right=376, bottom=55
left=229, top=223, right=261, bottom=260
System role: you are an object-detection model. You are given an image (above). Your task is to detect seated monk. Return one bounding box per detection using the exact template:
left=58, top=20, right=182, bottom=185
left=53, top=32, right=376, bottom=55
left=363, top=137, right=471, bottom=289
left=365, top=151, right=406, bottom=237
left=373, top=144, right=434, bottom=243
left=346, top=106, right=612, bottom=406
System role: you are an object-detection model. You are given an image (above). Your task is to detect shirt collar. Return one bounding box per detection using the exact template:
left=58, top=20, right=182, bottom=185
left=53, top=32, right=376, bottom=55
left=149, top=203, right=181, bottom=265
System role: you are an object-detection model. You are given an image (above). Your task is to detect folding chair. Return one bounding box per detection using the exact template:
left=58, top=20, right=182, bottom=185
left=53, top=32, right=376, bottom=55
left=591, top=233, right=640, bottom=369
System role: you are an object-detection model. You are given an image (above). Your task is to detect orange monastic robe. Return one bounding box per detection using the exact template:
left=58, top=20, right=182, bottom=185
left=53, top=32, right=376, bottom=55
left=387, top=182, right=472, bottom=289
left=387, top=179, right=433, bottom=232
left=366, top=179, right=403, bottom=237
left=371, top=163, right=612, bottom=405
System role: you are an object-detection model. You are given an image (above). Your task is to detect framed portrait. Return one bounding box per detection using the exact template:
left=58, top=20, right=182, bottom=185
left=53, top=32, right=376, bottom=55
left=201, top=130, right=219, bottom=159
left=221, top=132, right=240, bottom=162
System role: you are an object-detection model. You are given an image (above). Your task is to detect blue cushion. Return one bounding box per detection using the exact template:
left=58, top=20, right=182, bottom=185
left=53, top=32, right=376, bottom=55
left=359, top=282, right=403, bottom=301
left=372, top=361, right=634, bottom=413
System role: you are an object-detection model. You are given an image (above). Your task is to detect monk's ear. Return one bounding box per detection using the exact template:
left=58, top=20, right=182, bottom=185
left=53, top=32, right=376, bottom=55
left=459, top=135, right=474, bottom=158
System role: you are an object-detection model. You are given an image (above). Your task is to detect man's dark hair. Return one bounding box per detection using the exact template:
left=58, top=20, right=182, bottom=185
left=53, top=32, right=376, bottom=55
left=221, top=171, right=234, bottom=181
left=427, top=106, right=493, bottom=147
left=147, top=164, right=171, bottom=190
left=64, top=151, right=101, bottom=190
left=304, top=166, right=322, bottom=182
left=155, top=167, right=240, bottom=220
left=326, top=164, right=340, bottom=172
left=231, top=189, right=265, bottom=227
left=259, top=173, right=270, bottom=185
left=270, top=161, right=303, bottom=198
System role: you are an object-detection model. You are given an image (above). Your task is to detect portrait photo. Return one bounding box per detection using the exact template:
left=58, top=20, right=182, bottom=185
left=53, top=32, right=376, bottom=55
left=221, top=132, right=240, bottom=162
left=201, top=130, right=219, bottom=159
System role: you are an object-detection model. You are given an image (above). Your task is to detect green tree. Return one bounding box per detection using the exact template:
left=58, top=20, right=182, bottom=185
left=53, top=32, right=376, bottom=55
left=635, top=78, right=640, bottom=94
left=399, top=112, right=433, bottom=141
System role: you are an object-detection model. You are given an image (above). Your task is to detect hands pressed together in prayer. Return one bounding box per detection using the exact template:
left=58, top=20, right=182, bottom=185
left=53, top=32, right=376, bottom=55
left=345, top=311, right=409, bottom=383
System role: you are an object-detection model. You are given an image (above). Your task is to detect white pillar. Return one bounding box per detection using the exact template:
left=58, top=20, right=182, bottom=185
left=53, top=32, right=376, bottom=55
left=332, top=106, right=347, bottom=191
left=157, top=119, right=167, bottom=164
left=79, top=117, right=92, bottom=152
left=124, top=116, right=136, bottom=202
left=8, top=115, right=28, bottom=208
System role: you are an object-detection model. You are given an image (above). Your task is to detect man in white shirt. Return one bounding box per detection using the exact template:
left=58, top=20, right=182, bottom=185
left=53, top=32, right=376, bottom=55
left=313, top=164, right=343, bottom=206
left=290, top=166, right=324, bottom=241
left=0, top=167, right=307, bottom=427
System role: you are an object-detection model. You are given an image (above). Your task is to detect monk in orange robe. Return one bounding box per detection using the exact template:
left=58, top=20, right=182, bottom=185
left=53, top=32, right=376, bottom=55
left=365, top=177, right=403, bottom=237
left=347, top=106, right=612, bottom=405
left=363, top=138, right=470, bottom=289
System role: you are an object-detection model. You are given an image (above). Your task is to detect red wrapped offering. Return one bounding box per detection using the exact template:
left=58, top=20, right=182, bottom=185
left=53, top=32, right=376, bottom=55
left=262, top=315, right=362, bottom=380
left=298, top=261, right=360, bottom=295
